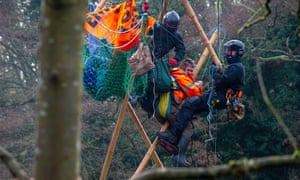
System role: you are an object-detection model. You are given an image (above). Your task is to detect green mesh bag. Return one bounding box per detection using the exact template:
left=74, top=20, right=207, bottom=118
left=82, top=40, right=148, bottom=101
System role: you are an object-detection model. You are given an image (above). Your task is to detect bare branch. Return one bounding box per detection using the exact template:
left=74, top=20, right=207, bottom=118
left=256, top=60, right=299, bottom=151
left=0, top=146, right=28, bottom=179
left=238, top=0, right=271, bottom=35
left=132, top=154, right=300, bottom=180
left=258, top=55, right=300, bottom=62
left=257, top=37, right=300, bottom=62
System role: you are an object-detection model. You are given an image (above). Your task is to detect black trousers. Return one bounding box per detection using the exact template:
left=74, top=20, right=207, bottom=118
left=173, top=92, right=227, bottom=133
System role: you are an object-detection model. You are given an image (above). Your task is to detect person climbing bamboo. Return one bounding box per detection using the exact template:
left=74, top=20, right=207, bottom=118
left=150, top=10, right=186, bottom=65
left=157, top=39, right=246, bottom=167
left=156, top=58, right=204, bottom=166
left=138, top=10, right=186, bottom=114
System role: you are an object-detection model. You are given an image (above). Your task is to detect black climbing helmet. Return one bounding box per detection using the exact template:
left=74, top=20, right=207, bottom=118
left=163, top=10, right=180, bottom=32
left=223, top=39, right=245, bottom=63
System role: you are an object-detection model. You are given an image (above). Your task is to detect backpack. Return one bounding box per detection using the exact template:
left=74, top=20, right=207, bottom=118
left=148, top=60, right=172, bottom=93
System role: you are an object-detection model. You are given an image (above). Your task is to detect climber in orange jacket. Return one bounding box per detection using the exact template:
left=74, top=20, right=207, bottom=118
left=170, top=58, right=204, bottom=105
left=157, top=58, right=204, bottom=160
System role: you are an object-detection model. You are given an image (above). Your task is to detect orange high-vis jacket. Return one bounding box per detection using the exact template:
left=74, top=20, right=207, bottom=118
left=170, top=68, right=203, bottom=105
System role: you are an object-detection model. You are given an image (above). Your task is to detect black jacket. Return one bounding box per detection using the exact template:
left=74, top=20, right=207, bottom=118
left=214, top=62, right=245, bottom=93
left=150, top=23, right=185, bottom=62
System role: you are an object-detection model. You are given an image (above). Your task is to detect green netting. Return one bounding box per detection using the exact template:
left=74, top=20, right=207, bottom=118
left=82, top=40, right=148, bottom=101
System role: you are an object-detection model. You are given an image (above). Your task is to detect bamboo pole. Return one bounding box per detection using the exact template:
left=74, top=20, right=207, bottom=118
left=127, top=102, right=163, bottom=168
left=181, top=0, right=222, bottom=67
left=193, top=30, right=219, bottom=79
left=158, top=0, right=169, bottom=22
left=95, top=0, right=107, bottom=11
left=131, top=22, right=219, bottom=180
left=99, top=95, right=129, bottom=180
left=130, top=1, right=223, bottom=178
left=131, top=122, right=169, bottom=179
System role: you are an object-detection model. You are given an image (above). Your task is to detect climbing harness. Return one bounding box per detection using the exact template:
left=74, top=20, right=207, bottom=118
left=226, top=89, right=245, bottom=120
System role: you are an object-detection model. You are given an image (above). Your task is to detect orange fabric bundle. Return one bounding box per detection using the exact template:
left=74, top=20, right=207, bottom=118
left=84, top=0, right=156, bottom=51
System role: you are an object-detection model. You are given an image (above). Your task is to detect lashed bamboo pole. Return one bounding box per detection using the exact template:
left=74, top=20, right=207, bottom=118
left=181, top=0, right=222, bottom=67
left=127, top=102, right=163, bottom=168
left=95, top=0, right=107, bottom=11
left=158, top=0, right=170, bottom=22
left=131, top=29, right=218, bottom=178
left=99, top=95, right=129, bottom=180
left=131, top=122, right=169, bottom=179
left=193, top=30, right=219, bottom=79
left=131, top=4, right=221, bottom=177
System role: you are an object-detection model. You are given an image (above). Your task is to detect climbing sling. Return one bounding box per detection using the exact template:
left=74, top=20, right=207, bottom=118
left=226, top=89, right=245, bottom=120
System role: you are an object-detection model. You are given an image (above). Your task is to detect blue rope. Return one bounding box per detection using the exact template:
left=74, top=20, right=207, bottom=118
left=206, top=65, right=217, bottom=124
left=204, top=65, right=217, bottom=142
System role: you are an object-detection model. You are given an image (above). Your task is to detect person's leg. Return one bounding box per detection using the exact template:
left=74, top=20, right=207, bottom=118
left=157, top=118, right=193, bottom=155
left=172, top=135, right=191, bottom=167
left=172, top=122, right=193, bottom=167
left=157, top=104, right=179, bottom=154
left=157, top=94, right=209, bottom=143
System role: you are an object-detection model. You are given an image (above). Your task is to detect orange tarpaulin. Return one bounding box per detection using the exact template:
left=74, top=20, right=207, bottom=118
left=85, top=0, right=156, bottom=51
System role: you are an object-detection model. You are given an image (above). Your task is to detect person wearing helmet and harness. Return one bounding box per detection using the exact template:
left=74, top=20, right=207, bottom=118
left=156, top=58, right=204, bottom=156
left=156, top=40, right=246, bottom=167
left=137, top=10, right=186, bottom=117
left=150, top=10, right=186, bottom=65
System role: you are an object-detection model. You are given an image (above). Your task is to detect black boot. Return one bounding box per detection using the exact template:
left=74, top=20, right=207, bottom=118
left=156, top=128, right=178, bottom=144
left=172, top=136, right=191, bottom=167
left=158, top=138, right=178, bottom=154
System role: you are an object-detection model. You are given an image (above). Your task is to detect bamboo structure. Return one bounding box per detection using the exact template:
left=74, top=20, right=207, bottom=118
left=181, top=0, right=222, bottom=67
left=99, top=1, right=223, bottom=179
left=99, top=76, right=164, bottom=180
left=99, top=95, right=129, bottom=180
left=131, top=30, right=218, bottom=179
left=158, top=0, right=170, bottom=22
left=131, top=122, right=169, bottom=179
left=193, top=30, right=219, bottom=79
left=130, top=0, right=222, bottom=177
left=127, top=102, right=163, bottom=168
left=95, top=0, right=107, bottom=11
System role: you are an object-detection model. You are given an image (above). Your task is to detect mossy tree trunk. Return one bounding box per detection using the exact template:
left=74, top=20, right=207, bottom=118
left=35, top=0, right=87, bottom=179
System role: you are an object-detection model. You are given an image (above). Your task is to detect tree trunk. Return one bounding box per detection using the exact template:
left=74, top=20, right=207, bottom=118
left=35, top=0, right=87, bottom=179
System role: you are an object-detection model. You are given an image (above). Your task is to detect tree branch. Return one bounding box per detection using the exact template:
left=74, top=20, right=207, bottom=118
left=256, top=59, right=299, bottom=151
left=238, top=0, right=271, bottom=35
left=0, top=146, right=28, bottom=179
left=257, top=55, right=300, bottom=62
left=132, top=154, right=300, bottom=180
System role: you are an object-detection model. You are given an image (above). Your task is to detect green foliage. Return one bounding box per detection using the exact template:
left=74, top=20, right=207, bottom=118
left=215, top=5, right=299, bottom=179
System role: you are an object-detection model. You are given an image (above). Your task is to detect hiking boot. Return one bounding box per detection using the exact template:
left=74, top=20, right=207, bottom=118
left=158, top=139, right=178, bottom=154
left=172, top=136, right=191, bottom=167
left=156, top=130, right=178, bottom=144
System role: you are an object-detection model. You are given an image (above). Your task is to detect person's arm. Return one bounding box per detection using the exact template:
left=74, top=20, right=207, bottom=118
left=177, top=75, right=202, bottom=97
left=173, top=32, right=186, bottom=62
left=213, top=64, right=238, bottom=85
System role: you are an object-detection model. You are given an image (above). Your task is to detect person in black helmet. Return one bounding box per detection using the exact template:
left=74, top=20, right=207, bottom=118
left=156, top=39, right=246, bottom=167
left=137, top=10, right=186, bottom=118
left=150, top=10, right=186, bottom=65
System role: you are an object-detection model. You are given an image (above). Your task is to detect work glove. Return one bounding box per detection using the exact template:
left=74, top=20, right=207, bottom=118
left=169, top=59, right=178, bottom=67
left=142, top=2, right=149, bottom=12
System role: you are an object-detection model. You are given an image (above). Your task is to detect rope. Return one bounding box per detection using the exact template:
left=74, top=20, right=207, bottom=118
left=204, top=65, right=218, bottom=167
left=204, top=0, right=222, bottom=166
left=86, top=15, right=144, bottom=50
left=86, top=13, right=144, bottom=34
